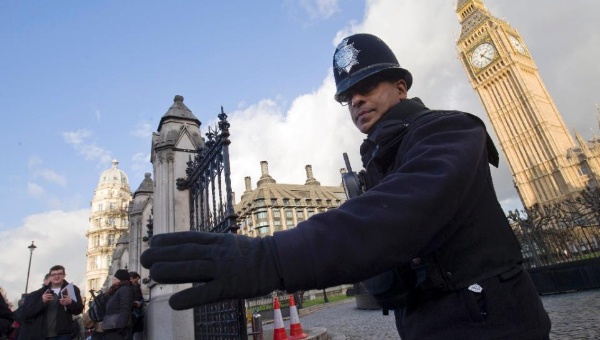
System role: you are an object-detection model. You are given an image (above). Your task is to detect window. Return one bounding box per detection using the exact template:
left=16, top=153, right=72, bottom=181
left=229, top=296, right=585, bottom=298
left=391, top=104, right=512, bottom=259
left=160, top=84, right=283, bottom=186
left=98, top=204, right=103, bottom=212
left=108, top=234, right=115, bottom=246
left=273, top=210, right=281, bottom=218
left=257, top=212, right=268, bottom=219
left=296, top=209, right=305, bottom=222
left=109, top=218, right=116, bottom=227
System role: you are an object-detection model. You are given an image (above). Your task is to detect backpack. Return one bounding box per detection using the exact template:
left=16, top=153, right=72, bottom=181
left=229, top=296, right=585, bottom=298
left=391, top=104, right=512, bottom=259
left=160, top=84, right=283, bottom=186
left=88, top=290, right=107, bottom=322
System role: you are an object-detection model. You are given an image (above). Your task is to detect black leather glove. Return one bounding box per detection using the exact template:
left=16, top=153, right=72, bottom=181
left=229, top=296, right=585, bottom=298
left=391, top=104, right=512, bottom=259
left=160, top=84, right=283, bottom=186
left=140, top=231, right=284, bottom=310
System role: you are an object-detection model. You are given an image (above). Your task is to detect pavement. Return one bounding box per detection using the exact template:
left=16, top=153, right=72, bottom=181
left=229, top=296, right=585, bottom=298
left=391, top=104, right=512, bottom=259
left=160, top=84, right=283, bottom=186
left=260, top=289, right=600, bottom=339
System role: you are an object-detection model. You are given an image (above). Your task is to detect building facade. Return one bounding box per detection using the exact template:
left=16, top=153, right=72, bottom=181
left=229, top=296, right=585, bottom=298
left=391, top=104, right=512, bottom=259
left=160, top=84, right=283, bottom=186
left=455, top=0, right=600, bottom=208
left=235, top=161, right=347, bottom=237
left=85, top=160, right=132, bottom=304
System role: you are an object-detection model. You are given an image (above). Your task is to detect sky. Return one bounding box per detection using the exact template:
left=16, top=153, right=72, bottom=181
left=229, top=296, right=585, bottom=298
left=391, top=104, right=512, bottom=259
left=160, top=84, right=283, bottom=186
left=1, top=0, right=599, bottom=304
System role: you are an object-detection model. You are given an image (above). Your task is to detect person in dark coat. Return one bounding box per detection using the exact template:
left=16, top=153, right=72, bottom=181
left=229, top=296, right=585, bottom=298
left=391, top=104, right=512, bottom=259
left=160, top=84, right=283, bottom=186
left=102, top=270, right=133, bottom=340
left=127, top=272, right=143, bottom=340
left=7, top=295, right=27, bottom=340
left=140, top=33, right=552, bottom=339
left=19, top=265, right=83, bottom=340
left=0, top=294, right=14, bottom=338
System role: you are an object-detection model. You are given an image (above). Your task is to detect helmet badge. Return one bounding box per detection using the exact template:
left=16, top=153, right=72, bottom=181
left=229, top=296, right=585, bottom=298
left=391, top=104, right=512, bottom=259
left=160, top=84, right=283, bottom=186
left=334, top=38, right=360, bottom=75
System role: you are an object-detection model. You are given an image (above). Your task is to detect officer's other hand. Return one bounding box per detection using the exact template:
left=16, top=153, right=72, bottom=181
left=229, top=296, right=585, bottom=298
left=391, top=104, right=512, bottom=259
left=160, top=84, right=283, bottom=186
left=140, top=231, right=284, bottom=310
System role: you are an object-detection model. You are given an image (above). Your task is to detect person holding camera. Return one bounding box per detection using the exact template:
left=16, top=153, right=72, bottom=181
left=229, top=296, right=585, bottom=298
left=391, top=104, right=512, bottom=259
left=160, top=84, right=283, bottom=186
left=141, top=33, right=551, bottom=339
left=19, top=265, right=83, bottom=340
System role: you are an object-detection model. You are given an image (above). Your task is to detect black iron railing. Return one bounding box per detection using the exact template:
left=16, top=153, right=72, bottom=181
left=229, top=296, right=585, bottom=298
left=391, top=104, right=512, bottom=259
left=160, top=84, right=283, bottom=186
left=177, top=107, right=247, bottom=339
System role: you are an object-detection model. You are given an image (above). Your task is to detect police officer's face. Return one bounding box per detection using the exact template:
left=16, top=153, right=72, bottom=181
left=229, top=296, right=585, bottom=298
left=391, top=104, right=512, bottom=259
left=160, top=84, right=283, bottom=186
left=347, top=78, right=408, bottom=134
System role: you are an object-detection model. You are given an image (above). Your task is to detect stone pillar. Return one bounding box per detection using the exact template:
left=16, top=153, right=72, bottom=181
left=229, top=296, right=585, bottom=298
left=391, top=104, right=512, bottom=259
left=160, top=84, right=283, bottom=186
left=147, top=95, right=204, bottom=339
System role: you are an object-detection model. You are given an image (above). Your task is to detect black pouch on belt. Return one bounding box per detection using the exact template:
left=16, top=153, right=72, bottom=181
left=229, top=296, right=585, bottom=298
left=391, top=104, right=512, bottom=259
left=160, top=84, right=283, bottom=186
left=362, top=263, right=422, bottom=313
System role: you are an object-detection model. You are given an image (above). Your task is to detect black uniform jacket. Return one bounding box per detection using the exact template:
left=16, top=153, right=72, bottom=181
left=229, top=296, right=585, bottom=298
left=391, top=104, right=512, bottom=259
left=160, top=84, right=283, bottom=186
left=273, top=98, right=521, bottom=292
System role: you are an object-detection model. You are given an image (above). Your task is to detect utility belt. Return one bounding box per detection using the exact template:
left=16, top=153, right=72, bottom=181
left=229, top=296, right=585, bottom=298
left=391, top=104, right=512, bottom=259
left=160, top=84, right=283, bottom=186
left=362, top=258, right=523, bottom=315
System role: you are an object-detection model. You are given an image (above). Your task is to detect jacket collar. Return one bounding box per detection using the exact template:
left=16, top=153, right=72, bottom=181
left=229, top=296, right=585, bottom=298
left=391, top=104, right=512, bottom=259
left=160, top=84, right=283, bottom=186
left=360, top=98, right=429, bottom=166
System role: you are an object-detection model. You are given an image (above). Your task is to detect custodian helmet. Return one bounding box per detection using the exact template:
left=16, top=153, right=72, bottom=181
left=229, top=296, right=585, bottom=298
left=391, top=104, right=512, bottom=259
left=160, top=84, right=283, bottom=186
left=333, top=33, right=412, bottom=102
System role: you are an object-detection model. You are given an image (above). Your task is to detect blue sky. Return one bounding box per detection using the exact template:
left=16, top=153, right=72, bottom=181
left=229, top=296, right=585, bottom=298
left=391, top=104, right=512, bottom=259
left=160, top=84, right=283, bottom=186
left=1, top=0, right=599, bottom=303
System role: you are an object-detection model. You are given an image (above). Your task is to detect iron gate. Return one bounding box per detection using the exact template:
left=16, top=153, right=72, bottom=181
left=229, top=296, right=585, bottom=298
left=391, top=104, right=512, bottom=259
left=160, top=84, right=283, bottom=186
left=176, top=107, right=247, bottom=339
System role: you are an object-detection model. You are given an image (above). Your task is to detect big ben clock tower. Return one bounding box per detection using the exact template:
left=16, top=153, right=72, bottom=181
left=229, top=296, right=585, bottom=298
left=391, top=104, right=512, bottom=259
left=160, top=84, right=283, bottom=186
left=455, top=0, right=597, bottom=207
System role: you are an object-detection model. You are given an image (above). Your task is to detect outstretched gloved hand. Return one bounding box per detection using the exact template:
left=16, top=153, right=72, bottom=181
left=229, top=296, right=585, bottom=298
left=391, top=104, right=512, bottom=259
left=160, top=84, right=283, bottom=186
left=140, top=231, right=284, bottom=310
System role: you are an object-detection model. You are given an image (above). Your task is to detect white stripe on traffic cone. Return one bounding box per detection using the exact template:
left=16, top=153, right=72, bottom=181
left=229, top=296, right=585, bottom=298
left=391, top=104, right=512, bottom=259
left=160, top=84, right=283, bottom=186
left=288, top=295, right=307, bottom=339
left=273, top=296, right=289, bottom=340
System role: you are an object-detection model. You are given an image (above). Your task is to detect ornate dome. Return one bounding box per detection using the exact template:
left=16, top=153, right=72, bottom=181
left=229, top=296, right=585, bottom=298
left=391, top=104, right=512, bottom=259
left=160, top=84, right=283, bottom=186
left=98, top=159, right=129, bottom=188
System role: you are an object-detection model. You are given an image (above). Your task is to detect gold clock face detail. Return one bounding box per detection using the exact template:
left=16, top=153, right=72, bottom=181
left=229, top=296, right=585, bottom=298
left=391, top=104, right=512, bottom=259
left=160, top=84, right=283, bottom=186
left=471, top=42, right=496, bottom=69
left=509, top=35, right=527, bottom=55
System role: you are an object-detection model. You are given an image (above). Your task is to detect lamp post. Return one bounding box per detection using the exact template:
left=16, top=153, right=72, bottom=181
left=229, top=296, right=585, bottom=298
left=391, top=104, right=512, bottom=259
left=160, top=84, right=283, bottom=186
left=25, top=241, right=37, bottom=294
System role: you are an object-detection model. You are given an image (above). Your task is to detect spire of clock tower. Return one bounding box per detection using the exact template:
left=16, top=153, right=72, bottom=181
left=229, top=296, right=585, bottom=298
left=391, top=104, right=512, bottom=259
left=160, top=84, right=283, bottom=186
left=456, top=0, right=488, bottom=24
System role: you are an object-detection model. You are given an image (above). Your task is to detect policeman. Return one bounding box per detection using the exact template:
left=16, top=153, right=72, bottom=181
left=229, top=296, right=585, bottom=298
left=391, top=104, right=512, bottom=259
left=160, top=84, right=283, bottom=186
left=141, top=33, right=551, bottom=339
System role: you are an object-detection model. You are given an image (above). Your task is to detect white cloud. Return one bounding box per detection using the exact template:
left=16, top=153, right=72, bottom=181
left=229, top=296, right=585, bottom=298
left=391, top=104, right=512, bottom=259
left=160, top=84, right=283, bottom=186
left=63, top=129, right=113, bottom=165
left=0, top=209, right=89, bottom=305
left=299, top=0, right=340, bottom=20
left=63, top=129, right=92, bottom=145
left=27, top=155, right=67, bottom=186
left=28, top=155, right=42, bottom=169
left=36, top=169, right=67, bottom=186
left=27, top=182, right=44, bottom=198
left=130, top=121, right=154, bottom=139
left=129, top=152, right=153, bottom=185
left=227, top=74, right=362, bottom=198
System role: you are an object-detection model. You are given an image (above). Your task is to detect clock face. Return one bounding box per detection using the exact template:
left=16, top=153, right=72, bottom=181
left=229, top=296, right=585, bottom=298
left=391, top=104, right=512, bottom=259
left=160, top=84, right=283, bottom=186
left=509, top=35, right=527, bottom=55
left=471, top=42, right=496, bottom=69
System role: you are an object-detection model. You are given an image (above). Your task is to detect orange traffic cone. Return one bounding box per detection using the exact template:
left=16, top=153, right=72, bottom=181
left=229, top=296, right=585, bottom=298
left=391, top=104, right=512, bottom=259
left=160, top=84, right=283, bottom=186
left=273, top=296, right=289, bottom=340
left=288, top=295, right=307, bottom=339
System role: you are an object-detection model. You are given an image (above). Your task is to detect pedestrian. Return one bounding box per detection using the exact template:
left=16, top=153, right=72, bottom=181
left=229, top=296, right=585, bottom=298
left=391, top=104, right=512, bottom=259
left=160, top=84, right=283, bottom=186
left=127, top=272, right=143, bottom=340
left=19, top=265, right=84, bottom=340
left=0, top=293, right=14, bottom=339
left=101, top=270, right=133, bottom=340
left=7, top=295, right=27, bottom=340
left=140, top=33, right=552, bottom=339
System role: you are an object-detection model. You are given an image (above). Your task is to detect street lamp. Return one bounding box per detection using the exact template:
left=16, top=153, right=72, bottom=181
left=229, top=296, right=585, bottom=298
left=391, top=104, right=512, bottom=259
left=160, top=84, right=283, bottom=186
left=25, top=241, right=37, bottom=294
